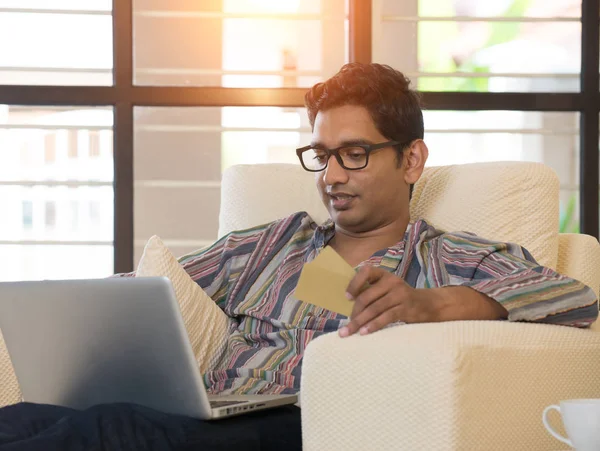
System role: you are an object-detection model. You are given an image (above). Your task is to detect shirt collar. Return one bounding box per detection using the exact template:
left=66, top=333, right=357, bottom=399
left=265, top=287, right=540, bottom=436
left=313, top=219, right=335, bottom=250
left=312, top=219, right=415, bottom=272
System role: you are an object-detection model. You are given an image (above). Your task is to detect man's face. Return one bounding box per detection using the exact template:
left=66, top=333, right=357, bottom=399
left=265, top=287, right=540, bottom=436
left=311, top=104, right=411, bottom=233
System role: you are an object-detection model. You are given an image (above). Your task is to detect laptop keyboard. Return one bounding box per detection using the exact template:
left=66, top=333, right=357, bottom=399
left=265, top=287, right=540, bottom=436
left=210, top=400, right=245, bottom=409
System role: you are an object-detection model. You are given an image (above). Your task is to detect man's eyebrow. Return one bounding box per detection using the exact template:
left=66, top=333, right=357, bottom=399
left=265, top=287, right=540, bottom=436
left=309, top=138, right=374, bottom=148
left=338, top=138, right=374, bottom=147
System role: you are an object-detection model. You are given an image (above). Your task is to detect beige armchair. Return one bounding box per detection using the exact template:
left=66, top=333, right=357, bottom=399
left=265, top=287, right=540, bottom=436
left=2, top=161, right=600, bottom=450
left=219, top=162, right=600, bottom=450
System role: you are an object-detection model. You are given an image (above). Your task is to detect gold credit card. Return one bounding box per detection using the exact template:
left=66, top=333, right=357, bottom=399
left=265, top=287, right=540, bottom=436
left=293, top=246, right=356, bottom=317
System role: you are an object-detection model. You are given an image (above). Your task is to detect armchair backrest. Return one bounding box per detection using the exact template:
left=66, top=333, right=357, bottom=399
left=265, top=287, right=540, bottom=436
left=410, top=162, right=559, bottom=269
left=219, top=162, right=559, bottom=269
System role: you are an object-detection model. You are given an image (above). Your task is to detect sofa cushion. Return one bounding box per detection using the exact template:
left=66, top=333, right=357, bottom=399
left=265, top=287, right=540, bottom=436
left=136, top=236, right=229, bottom=373
left=411, top=162, right=559, bottom=269
left=0, top=331, right=21, bottom=407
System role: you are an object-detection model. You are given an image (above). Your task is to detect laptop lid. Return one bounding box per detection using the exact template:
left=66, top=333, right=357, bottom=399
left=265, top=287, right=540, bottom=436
left=0, top=277, right=213, bottom=418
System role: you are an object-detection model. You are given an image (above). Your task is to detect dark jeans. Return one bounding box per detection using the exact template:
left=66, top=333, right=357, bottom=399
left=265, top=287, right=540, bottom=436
left=0, top=402, right=302, bottom=451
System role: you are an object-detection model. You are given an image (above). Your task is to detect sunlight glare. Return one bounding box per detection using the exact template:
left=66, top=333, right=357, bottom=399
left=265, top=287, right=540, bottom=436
left=229, top=0, right=301, bottom=14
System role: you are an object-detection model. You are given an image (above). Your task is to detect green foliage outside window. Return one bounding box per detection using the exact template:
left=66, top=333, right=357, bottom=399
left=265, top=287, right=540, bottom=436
left=559, top=193, right=580, bottom=234
left=417, top=0, right=532, bottom=92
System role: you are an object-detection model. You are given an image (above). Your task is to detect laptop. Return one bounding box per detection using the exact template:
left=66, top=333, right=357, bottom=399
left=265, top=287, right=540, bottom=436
left=0, top=277, right=297, bottom=419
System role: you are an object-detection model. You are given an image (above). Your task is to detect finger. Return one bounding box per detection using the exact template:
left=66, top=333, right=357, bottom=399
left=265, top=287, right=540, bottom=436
left=350, top=275, right=395, bottom=319
left=346, top=266, right=385, bottom=300
left=345, top=292, right=398, bottom=336
left=359, top=306, right=403, bottom=335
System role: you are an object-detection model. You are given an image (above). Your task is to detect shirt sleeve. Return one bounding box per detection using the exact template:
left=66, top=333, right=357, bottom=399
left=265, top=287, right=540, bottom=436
left=110, top=223, right=271, bottom=308
left=112, top=212, right=312, bottom=312
left=435, top=232, right=598, bottom=327
left=176, top=222, right=271, bottom=308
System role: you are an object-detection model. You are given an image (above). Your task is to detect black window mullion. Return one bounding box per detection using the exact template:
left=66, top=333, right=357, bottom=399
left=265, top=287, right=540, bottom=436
left=0, top=86, right=308, bottom=107
left=130, top=86, right=307, bottom=107
left=349, top=0, right=372, bottom=63
left=0, top=86, right=115, bottom=105
left=113, top=0, right=134, bottom=273
left=579, top=0, right=600, bottom=239
left=421, top=92, right=583, bottom=111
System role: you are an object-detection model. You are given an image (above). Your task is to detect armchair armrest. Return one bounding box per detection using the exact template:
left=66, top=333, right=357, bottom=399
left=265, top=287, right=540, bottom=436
left=557, top=233, right=600, bottom=299
left=301, top=321, right=600, bottom=451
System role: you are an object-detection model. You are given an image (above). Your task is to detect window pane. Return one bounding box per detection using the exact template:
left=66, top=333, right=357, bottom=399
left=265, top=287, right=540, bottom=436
left=424, top=111, right=580, bottom=232
left=0, top=186, right=114, bottom=241
left=133, top=106, right=310, bottom=263
left=0, top=5, right=113, bottom=86
left=132, top=0, right=347, bottom=87
left=386, top=0, right=581, bottom=17
left=0, top=245, right=114, bottom=282
left=375, top=0, right=581, bottom=92
left=0, top=0, right=111, bottom=10
left=0, top=106, right=114, bottom=280
left=0, top=106, right=114, bottom=182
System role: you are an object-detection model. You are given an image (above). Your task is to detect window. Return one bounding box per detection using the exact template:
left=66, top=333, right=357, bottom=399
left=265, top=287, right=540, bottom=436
left=422, top=110, right=581, bottom=231
left=89, top=131, right=101, bottom=158
left=21, top=201, right=33, bottom=229
left=133, top=106, right=310, bottom=263
left=0, top=0, right=598, bottom=279
left=0, top=1, right=113, bottom=86
left=44, top=201, right=56, bottom=228
left=69, top=199, right=79, bottom=232
left=132, top=0, right=347, bottom=87
left=44, top=133, right=57, bottom=164
left=374, top=0, right=581, bottom=92
left=0, top=105, right=114, bottom=281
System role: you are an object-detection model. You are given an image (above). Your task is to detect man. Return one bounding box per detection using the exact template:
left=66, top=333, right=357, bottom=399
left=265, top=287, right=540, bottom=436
left=0, top=63, right=597, bottom=450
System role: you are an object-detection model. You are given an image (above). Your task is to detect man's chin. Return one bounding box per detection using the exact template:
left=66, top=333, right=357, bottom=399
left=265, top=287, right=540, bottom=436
left=329, top=209, right=363, bottom=229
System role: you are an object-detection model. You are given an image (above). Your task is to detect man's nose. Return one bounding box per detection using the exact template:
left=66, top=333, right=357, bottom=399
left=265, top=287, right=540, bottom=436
left=323, top=155, right=349, bottom=186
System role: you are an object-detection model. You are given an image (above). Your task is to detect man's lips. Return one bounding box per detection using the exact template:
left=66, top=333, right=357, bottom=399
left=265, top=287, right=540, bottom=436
left=328, top=192, right=357, bottom=209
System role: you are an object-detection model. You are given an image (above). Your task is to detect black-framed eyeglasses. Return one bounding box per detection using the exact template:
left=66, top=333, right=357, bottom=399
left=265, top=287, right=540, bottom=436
left=296, top=140, right=401, bottom=172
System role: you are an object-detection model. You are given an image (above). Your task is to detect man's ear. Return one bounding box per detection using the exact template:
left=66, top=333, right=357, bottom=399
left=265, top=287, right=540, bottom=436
left=403, top=139, right=428, bottom=185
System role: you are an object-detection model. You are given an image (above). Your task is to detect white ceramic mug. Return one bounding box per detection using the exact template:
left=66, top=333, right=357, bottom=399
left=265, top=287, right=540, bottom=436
left=543, top=399, right=600, bottom=450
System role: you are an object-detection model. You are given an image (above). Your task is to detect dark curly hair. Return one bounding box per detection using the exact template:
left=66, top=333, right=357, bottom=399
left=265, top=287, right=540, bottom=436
left=304, top=63, right=424, bottom=161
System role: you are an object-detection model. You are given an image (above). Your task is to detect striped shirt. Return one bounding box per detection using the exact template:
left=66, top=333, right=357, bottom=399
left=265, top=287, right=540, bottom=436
left=176, top=212, right=598, bottom=395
